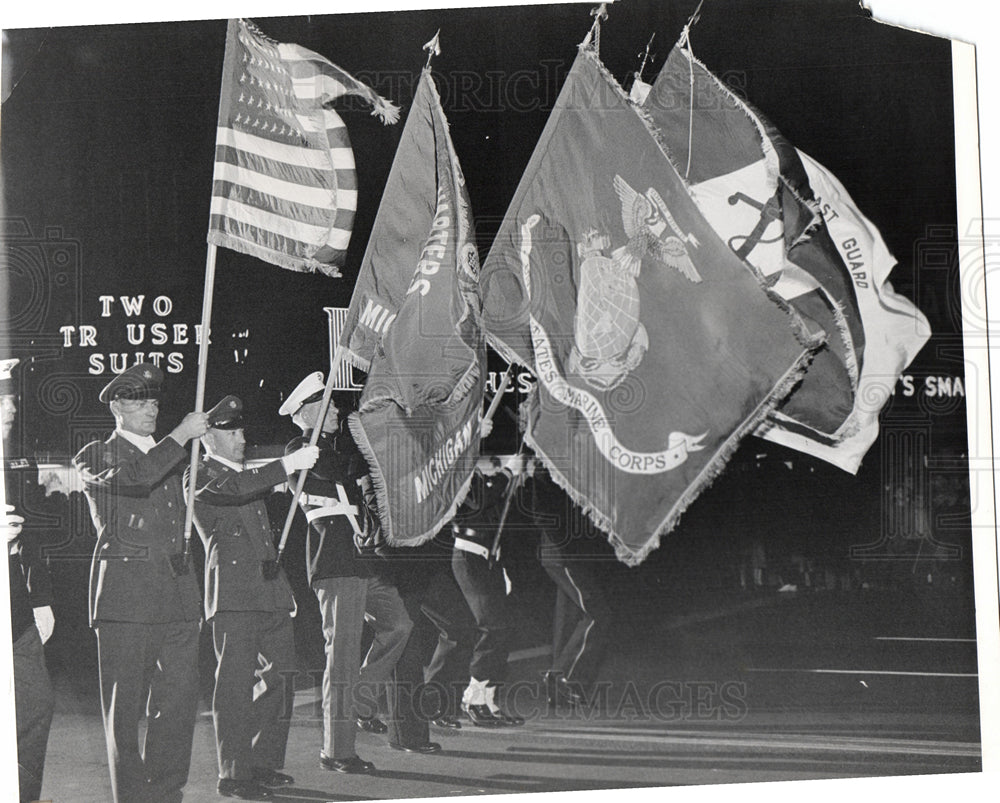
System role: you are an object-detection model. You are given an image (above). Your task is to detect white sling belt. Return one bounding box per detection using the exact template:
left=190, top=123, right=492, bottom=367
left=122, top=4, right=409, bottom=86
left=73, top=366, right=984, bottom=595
left=301, top=484, right=362, bottom=536
left=301, top=483, right=365, bottom=582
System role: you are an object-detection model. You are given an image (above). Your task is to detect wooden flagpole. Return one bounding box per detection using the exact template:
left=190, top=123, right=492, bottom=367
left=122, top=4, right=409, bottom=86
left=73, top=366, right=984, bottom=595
left=477, top=362, right=521, bottom=563
left=482, top=363, right=514, bottom=426
left=177, top=242, right=218, bottom=574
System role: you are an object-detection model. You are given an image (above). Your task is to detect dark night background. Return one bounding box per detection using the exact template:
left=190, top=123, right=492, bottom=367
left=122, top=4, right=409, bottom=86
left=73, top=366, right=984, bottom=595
left=0, top=1, right=987, bottom=796
left=1, top=0, right=970, bottom=562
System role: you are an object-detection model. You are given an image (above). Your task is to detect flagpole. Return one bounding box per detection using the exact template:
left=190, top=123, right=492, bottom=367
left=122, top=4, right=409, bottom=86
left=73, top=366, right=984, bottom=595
left=482, top=363, right=514, bottom=426
left=177, top=243, right=218, bottom=575
left=489, top=436, right=528, bottom=565
left=269, top=344, right=346, bottom=572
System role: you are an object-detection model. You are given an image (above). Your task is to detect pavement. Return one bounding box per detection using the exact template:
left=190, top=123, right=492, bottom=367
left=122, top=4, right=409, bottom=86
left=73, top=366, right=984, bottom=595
left=33, top=581, right=986, bottom=802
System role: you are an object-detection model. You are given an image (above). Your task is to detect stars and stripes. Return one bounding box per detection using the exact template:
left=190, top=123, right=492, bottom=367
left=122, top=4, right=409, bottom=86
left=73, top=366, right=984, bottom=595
left=208, top=19, right=398, bottom=276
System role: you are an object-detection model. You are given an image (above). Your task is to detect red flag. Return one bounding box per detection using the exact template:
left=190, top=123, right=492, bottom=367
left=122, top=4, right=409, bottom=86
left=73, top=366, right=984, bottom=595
left=209, top=19, right=398, bottom=275
left=480, top=49, right=823, bottom=565
left=343, top=70, right=485, bottom=545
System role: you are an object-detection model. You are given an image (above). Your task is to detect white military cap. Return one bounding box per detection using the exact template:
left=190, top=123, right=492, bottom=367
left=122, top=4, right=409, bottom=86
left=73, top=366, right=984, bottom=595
left=279, top=372, right=325, bottom=417
left=0, top=358, right=20, bottom=394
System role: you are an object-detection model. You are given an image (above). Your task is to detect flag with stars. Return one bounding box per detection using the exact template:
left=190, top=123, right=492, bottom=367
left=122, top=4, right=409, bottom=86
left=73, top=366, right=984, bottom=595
left=208, top=18, right=399, bottom=276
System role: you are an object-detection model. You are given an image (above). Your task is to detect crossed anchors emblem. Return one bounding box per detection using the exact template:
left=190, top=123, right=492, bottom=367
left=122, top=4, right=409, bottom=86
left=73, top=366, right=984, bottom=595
left=568, top=175, right=702, bottom=392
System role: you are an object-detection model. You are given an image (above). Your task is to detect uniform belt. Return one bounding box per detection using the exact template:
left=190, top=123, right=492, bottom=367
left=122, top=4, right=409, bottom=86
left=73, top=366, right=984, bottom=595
left=301, top=493, right=343, bottom=507
left=299, top=485, right=362, bottom=535
left=305, top=504, right=359, bottom=523
left=453, top=536, right=491, bottom=561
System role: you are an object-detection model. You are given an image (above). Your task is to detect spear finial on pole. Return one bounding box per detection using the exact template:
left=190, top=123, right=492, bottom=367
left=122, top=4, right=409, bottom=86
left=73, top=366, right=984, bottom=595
left=636, top=32, right=656, bottom=83
left=679, top=0, right=706, bottom=50
left=423, top=29, right=441, bottom=69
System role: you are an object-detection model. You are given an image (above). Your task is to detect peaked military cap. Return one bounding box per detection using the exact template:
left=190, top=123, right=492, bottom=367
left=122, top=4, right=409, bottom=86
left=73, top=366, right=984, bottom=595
left=206, top=395, right=244, bottom=430
left=0, top=358, right=19, bottom=395
left=99, top=362, right=164, bottom=404
left=278, top=372, right=325, bottom=417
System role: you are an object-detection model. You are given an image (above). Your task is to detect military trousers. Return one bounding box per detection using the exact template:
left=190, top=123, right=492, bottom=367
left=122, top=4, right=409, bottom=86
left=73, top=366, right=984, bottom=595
left=94, top=619, right=200, bottom=803
left=211, top=609, right=296, bottom=781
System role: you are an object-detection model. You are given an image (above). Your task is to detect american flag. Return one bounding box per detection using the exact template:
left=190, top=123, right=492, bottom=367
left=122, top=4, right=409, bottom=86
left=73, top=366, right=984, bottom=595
left=208, top=19, right=398, bottom=276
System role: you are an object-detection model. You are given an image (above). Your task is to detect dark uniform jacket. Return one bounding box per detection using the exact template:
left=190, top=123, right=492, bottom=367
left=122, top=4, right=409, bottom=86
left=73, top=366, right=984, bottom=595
left=451, top=469, right=513, bottom=559
left=74, top=432, right=201, bottom=626
left=5, top=453, right=54, bottom=642
left=192, top=455, right=294, bottom=620
left=285, top=424, right=375, bottom=585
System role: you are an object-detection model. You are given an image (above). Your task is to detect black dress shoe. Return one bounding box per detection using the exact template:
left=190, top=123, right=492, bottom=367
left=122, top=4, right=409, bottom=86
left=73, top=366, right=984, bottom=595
left=356, top=715, right=388, bottom=734
left=389, top=741, right=442, bottom=754
left=252, top=768, right=294, bottom=787
left=217, top=778, right=272, bottom=800
left=492, top=708, right=525, bottom=726
left=544, top=671, right=584, bottom=708
left=319, top=753, right=376, bottom=774
left=431, top=713, right=462, bottom=729
left=464, top=703, right=502, bottom=727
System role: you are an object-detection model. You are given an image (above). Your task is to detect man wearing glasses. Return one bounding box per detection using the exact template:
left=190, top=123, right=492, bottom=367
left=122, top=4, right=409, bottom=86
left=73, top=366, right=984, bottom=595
left=74, top=363, right=208, bottom=803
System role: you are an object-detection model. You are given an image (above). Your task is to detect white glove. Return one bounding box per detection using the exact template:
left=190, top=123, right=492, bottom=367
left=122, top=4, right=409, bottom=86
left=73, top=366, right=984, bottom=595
left=479, top=417, right=494, bottom=439
left=282, top=445, right=319, bottom=473
left=34, top=605, right=55, bottom=644
left=3, top=503, right=24, bottom=543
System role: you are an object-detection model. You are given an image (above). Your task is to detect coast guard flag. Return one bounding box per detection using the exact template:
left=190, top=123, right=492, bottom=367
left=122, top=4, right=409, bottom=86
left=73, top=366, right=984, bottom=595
left=642, top=43, right=865, bottom=437
left=642, top=42, right=927, bottom=470
left=758, top=150, right=930, bottom=472
left=480, top=49, right=824, bottom=566
left=209, top=19, right=398, bottom=275
left=343, top=69, right=485, bottom=545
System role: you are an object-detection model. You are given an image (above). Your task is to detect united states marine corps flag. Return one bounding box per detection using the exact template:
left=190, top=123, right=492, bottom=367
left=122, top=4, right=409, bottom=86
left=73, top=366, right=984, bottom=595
left=480, top=47, right=824, bottom=566
left=342, top=65, right=486, bottom=545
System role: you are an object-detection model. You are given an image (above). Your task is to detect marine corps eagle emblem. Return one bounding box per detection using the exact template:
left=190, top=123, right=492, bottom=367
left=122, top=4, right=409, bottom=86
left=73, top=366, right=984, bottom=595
left=568, top=176, right=702, bottom=392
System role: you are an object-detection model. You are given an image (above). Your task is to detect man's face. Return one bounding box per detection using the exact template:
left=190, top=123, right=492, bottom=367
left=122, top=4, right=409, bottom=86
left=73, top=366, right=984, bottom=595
left=205, top=427, right=246, bottom=464
left=1, top=394, right=16, bottom=441
left=113, top=397, right=159, bottom=436
left=299, top=398, right=339, bottom=434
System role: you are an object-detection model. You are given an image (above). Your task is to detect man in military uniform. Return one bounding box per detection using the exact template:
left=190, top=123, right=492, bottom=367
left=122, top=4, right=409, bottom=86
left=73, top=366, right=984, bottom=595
left=450, top=452, right=525, bottom=727
left=192, top=395, right=318, bottom=800
left=535, top=467, right=612, bottom=710
left=3, top=357, right=56, bottom=802
left=281, top=372, right=438, bottom=775
left=73, top=363, right=208, bottom=803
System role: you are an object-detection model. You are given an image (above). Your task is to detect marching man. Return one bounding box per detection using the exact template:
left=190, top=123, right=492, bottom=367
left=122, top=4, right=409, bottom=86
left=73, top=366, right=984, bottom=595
left=281, top=372, right=431, bottom=775
left=74, top=363, right=208, bottom=803
left=191, top=395, right=318, bottom=800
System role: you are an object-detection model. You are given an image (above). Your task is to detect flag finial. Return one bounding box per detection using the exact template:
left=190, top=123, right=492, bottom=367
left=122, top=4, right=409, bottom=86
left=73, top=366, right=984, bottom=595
left=581, top=3, right=608, bottom=52
left=679, top=0, right=706, bottom=50
left=635, top=32, right=656, bottom=83
left=423, top=30, right=441, bottom=69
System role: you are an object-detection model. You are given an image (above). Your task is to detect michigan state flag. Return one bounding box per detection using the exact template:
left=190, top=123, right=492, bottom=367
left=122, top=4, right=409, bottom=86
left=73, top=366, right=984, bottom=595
left=342, top=69, right=485, bottom=545
left=480, top=48, right=823, bottom=566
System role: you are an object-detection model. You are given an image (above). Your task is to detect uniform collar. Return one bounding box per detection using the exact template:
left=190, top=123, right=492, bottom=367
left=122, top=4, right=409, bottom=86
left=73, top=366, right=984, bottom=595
left=116, top=428, right=156, bottom=454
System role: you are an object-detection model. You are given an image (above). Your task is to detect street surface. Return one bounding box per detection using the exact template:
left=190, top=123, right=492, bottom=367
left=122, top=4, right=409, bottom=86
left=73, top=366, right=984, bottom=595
left=37, top=582, right=983, bottom=801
